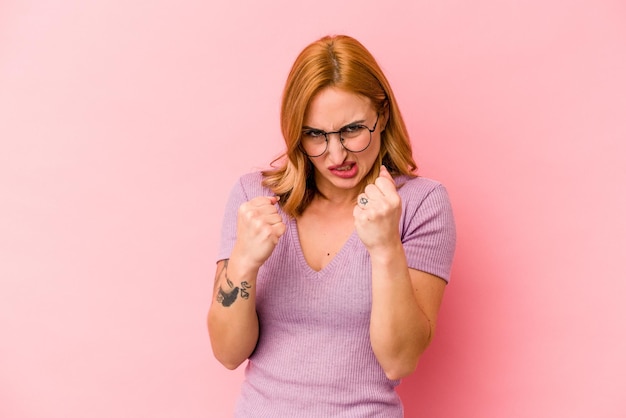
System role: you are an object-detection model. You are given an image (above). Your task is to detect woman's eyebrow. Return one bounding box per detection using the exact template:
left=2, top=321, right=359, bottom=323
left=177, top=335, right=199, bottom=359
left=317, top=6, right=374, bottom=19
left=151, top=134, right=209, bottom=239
left=341, top=119, right=367, bottom=127
left=301, top=118, right=367, bottom=131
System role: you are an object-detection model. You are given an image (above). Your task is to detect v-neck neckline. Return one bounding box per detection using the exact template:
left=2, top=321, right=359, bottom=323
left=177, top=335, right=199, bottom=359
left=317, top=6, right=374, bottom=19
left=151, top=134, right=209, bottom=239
left=289, top=217, right=358, bottom=278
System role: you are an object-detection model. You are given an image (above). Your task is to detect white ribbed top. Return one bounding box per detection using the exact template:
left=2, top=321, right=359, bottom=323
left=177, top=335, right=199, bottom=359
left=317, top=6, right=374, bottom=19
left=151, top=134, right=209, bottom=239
left=217, top=172, right=456, bottom=417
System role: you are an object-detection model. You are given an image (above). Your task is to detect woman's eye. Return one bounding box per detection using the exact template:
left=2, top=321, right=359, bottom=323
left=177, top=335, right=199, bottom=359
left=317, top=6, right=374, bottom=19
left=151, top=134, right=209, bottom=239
left=303, top=130, right=324, bottom=138
left=343, top=124, right=363, bottom=133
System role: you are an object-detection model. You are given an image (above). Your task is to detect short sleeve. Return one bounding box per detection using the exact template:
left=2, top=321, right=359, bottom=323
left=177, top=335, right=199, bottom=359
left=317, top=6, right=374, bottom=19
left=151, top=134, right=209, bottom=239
left=400, top=182, right=457, bottom=282
left=216, top=178, right=249, bottom=262
left=216, top=172, right=272, bottom=262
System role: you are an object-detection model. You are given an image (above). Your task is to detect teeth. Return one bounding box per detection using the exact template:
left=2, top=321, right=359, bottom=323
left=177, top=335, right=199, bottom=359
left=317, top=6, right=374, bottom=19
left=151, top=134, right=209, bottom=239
left=335, top=165, right=351, bottom=171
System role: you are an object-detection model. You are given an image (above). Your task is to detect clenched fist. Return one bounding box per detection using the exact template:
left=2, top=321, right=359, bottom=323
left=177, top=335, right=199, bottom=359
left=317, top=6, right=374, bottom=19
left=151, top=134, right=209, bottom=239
left=353, top=165, right=402, bottom=251
left=233, top=196, right=286, bottom=270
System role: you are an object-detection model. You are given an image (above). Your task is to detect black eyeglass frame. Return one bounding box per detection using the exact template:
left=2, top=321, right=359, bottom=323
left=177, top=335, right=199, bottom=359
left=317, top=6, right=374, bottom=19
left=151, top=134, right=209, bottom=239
left=298, top=114, right=380, bottom=158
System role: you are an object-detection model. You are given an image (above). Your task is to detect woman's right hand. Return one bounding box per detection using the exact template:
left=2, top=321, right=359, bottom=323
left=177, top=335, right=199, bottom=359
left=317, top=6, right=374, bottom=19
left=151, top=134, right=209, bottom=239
left=232, top=196, right=286, bottom=270
left=209, top=196, right=283, bottom=369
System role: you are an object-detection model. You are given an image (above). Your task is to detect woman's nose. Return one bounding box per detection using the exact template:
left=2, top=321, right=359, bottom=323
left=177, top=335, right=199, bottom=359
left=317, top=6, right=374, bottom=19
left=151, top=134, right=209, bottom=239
left=325, top=132, right=347, bottom=162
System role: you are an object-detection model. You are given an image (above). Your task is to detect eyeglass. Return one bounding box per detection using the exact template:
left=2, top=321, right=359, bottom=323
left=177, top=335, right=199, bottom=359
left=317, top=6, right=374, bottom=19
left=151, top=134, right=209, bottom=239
left=299, top=114, right=379, bottom=158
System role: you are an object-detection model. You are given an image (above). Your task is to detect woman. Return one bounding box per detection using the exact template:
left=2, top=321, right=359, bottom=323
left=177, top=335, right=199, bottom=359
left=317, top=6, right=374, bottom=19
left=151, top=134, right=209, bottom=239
left=208, top=35, right=456, bottom=417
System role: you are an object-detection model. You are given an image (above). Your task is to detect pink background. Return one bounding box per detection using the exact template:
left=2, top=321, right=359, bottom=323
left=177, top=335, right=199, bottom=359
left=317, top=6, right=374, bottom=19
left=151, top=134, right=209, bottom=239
left=1, top=1, right=625, bottom=417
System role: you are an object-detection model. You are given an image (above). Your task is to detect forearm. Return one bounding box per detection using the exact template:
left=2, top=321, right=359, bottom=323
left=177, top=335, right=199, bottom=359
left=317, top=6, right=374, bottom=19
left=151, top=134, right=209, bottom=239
left=208, top=257, right=260, bottom=369
left=369, top=241, right=433, bottom=380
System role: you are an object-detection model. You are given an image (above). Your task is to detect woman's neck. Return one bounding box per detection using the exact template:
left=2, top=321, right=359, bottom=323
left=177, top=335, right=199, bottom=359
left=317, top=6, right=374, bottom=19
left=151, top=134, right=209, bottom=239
left=311, top=190, right=358, bottom=212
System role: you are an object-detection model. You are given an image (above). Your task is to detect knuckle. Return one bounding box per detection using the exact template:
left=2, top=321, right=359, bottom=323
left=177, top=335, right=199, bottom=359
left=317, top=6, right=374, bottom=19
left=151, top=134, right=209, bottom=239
left=243, top=210, right=256, bottom=223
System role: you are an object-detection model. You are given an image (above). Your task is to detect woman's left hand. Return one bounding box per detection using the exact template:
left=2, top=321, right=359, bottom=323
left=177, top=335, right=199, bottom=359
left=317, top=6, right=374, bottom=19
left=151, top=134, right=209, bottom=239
left=353, top=165, right=402, bottom=251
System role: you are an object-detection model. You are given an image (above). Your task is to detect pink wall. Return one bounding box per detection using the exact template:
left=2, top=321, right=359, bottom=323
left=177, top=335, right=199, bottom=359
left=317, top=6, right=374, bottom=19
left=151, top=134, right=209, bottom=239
left=1, top=1, right=625, bottom=417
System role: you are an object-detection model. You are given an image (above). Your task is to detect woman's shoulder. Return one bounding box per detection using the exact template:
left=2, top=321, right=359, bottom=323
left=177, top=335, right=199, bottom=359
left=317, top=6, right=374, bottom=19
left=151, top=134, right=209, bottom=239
left=237, top=170, right=264, bottom=184
left=395, top=175, right=446, bottom=198
left=232, top=171, right=272, bottom=199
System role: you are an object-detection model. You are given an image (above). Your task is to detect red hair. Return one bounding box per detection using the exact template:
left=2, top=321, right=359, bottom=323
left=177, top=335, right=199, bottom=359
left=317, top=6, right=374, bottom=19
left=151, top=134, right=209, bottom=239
left=263, top=35, right=417, bottom=217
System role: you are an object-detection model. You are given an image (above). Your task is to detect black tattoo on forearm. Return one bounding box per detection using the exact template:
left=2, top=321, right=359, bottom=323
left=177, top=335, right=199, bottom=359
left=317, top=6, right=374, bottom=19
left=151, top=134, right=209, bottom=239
left=217, top=286, right=239, bottom=307
left=240, top=281, right=251, bottom=299
left=215, top=259, right=252, bottom=307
